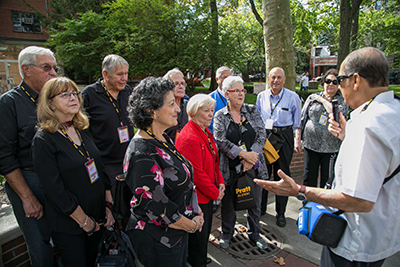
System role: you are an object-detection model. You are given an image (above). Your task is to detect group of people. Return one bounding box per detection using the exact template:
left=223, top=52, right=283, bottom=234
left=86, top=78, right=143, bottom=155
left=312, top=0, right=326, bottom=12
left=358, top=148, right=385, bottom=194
left=0, top=45, right=399, bottom=267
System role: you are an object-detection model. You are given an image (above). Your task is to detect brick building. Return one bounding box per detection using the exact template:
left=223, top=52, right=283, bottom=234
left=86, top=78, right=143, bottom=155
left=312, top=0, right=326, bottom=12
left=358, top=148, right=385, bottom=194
left=0, top=0, right=50, bottom=93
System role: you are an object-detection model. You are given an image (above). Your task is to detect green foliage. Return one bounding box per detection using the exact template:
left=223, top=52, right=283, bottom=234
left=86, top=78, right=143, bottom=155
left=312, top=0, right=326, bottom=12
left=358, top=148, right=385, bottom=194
left=47, top=11, right=111, bottom=82
left=357, top=1, right=400, bottom=55
left=218, top=1, right=265, bottom=80
left=0, top=175, right=3, bottom=184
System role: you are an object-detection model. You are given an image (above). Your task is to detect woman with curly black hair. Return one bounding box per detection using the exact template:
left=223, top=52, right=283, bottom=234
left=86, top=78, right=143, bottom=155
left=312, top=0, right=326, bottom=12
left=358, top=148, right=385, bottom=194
left=123, top=77, right=204, bottom=267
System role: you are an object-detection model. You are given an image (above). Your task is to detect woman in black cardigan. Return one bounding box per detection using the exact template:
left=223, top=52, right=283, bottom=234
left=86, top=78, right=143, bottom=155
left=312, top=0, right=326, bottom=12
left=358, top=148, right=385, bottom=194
left=32, top=77, right=114, bottom=267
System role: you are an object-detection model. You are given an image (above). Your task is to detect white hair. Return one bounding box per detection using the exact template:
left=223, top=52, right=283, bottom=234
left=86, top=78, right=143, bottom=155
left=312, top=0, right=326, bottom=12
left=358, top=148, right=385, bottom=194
left=268, top=67, right=285, bottom=77
left=18, top=46, right=55, bottom=79
left=102, top=54, right=129, bottom=74
left=187, top=94, right=216, bottom=117
left=221, top=76, right=244, bottom=94
left=163, top=68, right=184, bottom=80
left=216, top=66, right=231, bottom=79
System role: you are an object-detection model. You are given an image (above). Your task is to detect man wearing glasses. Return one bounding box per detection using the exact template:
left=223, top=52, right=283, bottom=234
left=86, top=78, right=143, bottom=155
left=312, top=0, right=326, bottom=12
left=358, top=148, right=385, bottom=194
left=163, top=68, right=189, bottom=142
left=256, top=67, right=301, bottom=227
left=255, top=47, right=400, bottom=267
left=0, top=46, right=57, bottom=267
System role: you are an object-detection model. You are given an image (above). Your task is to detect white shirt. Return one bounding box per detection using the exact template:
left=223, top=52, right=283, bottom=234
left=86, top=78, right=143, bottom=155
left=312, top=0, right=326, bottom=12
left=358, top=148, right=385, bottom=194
left=301, top=75, right=309, bottom=87
left=331, top=91, right=400, bottom=262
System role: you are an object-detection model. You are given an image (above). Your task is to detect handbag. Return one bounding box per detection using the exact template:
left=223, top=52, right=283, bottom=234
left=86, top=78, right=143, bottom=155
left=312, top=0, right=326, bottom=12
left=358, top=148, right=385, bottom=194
left=232, top=169, right=257, bottom=211
left=113, top=175, right=133, bottom=223
left=267, top=132, right=285, bottom=152
left=263, top=138, right=280, bottom=164
left=95, top=227, right=137, bottom=267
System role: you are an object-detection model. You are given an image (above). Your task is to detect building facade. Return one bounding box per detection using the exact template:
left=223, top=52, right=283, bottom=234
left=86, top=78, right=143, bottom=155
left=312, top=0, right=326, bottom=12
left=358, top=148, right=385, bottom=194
left=0, top=0, right=50, bottom=92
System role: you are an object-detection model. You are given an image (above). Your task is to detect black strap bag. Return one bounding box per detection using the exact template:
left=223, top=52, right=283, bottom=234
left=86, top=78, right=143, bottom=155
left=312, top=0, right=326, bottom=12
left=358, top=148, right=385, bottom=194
left=232, top=169, right=257, bottom=211
left=113, top=176, right=133, bottom=226
left=95, top=227, right=137, bottom=267
left=297, top=163, right=400, bottom=248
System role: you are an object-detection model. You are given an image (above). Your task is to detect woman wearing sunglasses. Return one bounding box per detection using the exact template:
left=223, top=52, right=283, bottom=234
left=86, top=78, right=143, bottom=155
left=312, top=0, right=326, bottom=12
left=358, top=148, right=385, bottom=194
left=295, top=69, right=348, bottom=188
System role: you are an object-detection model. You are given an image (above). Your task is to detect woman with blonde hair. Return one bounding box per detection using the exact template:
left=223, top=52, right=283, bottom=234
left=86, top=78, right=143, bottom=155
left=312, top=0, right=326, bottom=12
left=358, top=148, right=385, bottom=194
left=32, top=77, right=114, bottom=267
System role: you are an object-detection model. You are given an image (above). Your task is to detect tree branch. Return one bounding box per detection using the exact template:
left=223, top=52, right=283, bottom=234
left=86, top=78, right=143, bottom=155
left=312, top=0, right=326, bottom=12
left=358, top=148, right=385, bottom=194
left=249, top=0, right=263, bottom=27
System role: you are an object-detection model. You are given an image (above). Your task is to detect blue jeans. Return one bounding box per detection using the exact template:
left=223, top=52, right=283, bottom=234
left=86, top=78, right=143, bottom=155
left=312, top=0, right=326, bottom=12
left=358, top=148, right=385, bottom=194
left=300, top=85, right=309, bottom=92
left=5, top=170, right=53, bottom=267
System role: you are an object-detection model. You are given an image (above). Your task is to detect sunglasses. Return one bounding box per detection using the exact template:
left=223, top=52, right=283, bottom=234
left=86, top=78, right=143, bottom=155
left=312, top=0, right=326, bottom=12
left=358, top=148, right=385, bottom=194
left=31, top=64, right=60, bottom=73
left=324, top=79, right=338, bottom=85
left=336, top=74, right=355, bottom=85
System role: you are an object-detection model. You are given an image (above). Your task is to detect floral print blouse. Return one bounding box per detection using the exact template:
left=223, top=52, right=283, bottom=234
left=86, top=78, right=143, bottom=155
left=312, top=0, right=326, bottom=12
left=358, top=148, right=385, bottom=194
left=123, top=135, right=194, bottom=248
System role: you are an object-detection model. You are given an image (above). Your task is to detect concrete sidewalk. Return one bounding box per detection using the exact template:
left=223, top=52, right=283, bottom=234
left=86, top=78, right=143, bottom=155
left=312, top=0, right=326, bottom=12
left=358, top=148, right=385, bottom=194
left=205, top=194, right=400, bottom=267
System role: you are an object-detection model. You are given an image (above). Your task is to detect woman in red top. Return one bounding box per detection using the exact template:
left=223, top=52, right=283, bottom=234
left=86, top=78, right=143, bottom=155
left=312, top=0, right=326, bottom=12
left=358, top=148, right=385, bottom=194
left=176, top=94, right=225, bottom=267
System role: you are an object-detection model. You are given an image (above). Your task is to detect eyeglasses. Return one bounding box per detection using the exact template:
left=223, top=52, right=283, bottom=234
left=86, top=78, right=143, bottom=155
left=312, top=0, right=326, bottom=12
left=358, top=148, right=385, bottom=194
left=31, top=64, right=60, bottom=73
left=53, top=91, right=81, bottom=100
left=227, top=89, right=247, bottom=94
left=336, top=74, right=355, bottom=85
left=324, top=79, right=338, bottom=85
left=174, top=81, right=187, bottom=87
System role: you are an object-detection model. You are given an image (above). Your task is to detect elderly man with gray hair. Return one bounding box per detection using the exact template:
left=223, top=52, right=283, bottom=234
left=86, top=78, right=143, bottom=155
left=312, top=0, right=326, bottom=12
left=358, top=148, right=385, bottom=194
left=0, top=46, right=57, bottom=266
left=82, top=54, right=134, bottom=195
left=255, top=47, right=400, bottom=267
left=163, top=68, right=189, bottom=142
left=208, top=66, right=232, bottom=134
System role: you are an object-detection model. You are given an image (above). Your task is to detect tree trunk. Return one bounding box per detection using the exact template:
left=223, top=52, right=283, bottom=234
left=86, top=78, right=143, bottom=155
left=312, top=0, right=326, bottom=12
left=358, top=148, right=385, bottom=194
left=262, top=0, right=296, bottom=90
left=338, top=0, right=363, bottom=69
left=209, top=0, right=218, bottom=91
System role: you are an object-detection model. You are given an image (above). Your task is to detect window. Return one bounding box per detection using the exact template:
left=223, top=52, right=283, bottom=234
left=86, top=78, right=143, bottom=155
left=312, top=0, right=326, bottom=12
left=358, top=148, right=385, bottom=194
left=11, top=11, right=42, bottom=34
left=315, top=48, right=322, bottom=57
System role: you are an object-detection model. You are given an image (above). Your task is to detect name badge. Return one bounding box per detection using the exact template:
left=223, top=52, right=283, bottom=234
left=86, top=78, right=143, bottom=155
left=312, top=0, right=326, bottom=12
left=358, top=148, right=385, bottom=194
left=239, top=144, right=247, bottom=152
left=265, top=119, right=274, bottom=130
left=318, top=114, right=328, bottom=126
left=118, top=126, right=130, bottom=143
left=235, top=163, right=243, bottom=174
left=85, top=158, right=99, bottom=183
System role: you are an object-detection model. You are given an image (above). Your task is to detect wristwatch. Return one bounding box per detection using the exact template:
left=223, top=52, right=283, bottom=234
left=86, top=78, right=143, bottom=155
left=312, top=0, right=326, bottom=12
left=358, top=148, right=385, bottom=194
left=296, top=185, right=307, bottom=201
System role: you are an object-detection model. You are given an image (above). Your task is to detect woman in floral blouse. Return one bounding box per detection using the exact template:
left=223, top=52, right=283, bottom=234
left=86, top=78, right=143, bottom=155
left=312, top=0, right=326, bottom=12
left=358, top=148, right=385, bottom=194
left=123, top=77, right=204, bottom=267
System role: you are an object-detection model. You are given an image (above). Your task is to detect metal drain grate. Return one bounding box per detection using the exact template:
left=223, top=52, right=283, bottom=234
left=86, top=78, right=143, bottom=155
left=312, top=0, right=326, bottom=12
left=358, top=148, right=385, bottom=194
left=215, top=222, right=283, bottom=260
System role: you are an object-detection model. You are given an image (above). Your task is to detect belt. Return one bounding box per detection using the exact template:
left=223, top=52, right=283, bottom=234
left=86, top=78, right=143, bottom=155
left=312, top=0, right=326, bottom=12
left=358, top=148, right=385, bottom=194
left=268, top=126, right=292, bottom=133
left=21, top=167, right=34, bottom=171
left=115, top=174, right=125, bottom=181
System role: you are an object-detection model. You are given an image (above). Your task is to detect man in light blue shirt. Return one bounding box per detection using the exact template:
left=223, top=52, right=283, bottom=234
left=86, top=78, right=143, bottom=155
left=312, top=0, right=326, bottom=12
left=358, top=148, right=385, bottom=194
left=208, top=66, right=232, bottom=134
left=256, top=67, right=301, bottom=227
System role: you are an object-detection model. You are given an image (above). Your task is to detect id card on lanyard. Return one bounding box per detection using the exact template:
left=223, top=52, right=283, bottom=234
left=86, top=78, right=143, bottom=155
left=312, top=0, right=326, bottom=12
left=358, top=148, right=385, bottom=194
left=118, top=126, right=130, bottom=143
left=85, top=158, right=99, bottom=183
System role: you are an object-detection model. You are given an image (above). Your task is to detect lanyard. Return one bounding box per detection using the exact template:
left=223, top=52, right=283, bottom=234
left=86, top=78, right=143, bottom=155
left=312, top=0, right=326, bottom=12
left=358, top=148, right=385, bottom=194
left=61, top=128, right=90, bottom=159
left=361, top=98, right=374, bottom=112
left=229, top=109, right=246, bottom=145
left=217, top=91, right=227, bottom=106
left=269, top=89, right=285, bottom=117
left=145, top=129, right=190, bottom=169
left=102, top=82, right=124, bottom=127
left=206, top=132, right=217, bottom=162
left=21, top=85, right=37, bottom=105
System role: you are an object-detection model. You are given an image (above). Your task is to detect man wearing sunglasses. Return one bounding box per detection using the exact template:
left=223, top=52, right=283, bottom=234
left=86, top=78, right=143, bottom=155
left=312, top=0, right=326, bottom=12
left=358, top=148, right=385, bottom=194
left=0, top=46, right=57, bottom=266
left=254, top=47, right=400, bottom=267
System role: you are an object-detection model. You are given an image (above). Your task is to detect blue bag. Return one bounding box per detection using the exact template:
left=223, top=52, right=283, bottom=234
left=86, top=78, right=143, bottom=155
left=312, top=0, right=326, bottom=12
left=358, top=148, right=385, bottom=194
left=297, top=201, right=347, bottom=248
